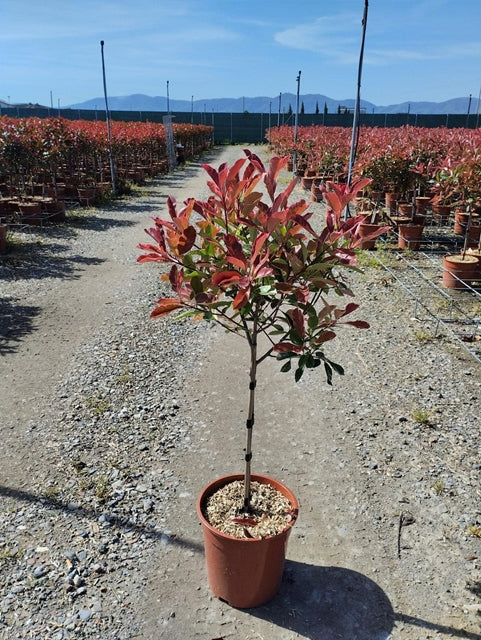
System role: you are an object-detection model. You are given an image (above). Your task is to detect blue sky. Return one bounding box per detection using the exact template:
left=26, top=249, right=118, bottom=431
left=1, top=0, right=480, bottom=108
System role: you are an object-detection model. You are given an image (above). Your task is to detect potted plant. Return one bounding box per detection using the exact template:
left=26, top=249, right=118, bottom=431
left=137, top=151, right=388, bottom=607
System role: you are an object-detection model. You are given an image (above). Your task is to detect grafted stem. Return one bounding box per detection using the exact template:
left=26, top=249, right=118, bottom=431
left=243, top=313, right=258, bottom=509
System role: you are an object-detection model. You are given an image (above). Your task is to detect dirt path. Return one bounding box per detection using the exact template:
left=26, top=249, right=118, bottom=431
left=1, top=147, right=480, bottom=640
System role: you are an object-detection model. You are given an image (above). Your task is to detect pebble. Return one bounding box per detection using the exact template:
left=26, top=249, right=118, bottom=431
left=79, top=608, right=92, bottom=621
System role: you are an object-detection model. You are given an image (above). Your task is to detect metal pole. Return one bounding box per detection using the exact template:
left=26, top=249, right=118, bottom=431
left=475, top=83, right=481, bottom=128
left=293, top=70, right=301, bottom=174
left=466, top=93, right=472, bottom=127
left=167, top=80, right=170, bottom=114
left=277, top=92, right=281, bottom=127
left=191, top=95, right=194, bottom=124
left=347, top=0, right=368, bottom=190
left=268, top=102, right=272, bottom=144
left=100, top=40, right=117, bottom=196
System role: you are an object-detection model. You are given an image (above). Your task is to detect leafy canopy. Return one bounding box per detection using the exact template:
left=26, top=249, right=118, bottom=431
left=138, top=150, right=388, bottom=383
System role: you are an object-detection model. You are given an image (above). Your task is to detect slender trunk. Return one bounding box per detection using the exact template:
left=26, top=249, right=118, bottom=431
left=243, top=320, right=258, bottom=510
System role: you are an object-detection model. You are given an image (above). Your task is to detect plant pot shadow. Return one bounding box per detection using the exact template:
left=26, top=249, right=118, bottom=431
left=248, top=560, right=394, bottom=640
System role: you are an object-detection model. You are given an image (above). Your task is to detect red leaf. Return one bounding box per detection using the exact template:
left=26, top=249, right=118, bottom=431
left=287, top=308, right=306, bottom=338
left=150, top=298, right=183, bottom=318
left=231, top=516, right=258, bottom=526
left=345, top=320, right=370, bottom=329
left=273, top=342, right=302, bottom=353
left=177, top=225, right=196, bottom=254
left=136, top=252, right=168, bottom=263
left=233, top=288, right=250, bottom=310
left=315, top=330, right=336, bottom=344
left=341, top=302, right=359, bottom=316
left=224, top=233, right=247, bottom=266
left=212, top=271, right=243, bottom=287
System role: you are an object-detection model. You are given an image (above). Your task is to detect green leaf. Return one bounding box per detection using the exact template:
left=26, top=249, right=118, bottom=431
left=294, top=367, right=304, bottom=382
left=280, top=361, right=291, bottom=373
left=324, top=362, right=333, bottom=386
left=307, top=311, right=319, bottom=331
left=190, top=275, right=203, bottom=294
left=276, top=351, right=298, bottom=361
left=298, top=354, right=308, bottom=369
left=258, top=284, right=276, bottom=296
left=328, top=360, right=345, bottom=376
left=305, top=353, right=315, bottom=368
left=289, top=329, right=303, bottom=346
left=174, top=309, right=197, bottom=320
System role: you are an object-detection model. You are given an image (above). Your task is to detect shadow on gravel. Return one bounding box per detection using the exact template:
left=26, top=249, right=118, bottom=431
left=251, top=560, right=479, bottom=639
left=65, top=214, right=138, bottom=232
left=0, top=298, right=41, bottom=355
left=0, top=245, right=104, bottom=281
left=393, top=612, right=480, bottom=639
left=250, top=561, right=394, bottom=639
left=0, top=484, right=204, bottom=554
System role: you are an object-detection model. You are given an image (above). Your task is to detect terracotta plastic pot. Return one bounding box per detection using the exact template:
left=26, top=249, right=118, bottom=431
left=390, top=215, right=411, bottom=228
left=310, top=184, right=323, bottom=202
left=301, top=176, right=315, bottom=191
left=442, top=254, right=480, bottom=289
left=412, top=213, right=427, bottom=226
left=385, top=192, right=399, bottom=214
left=196, top=473, right=299, bottom=609
left=415, top=196, right=431, bottom=212
left=466, top=250, right=481, bottom=280
left=397, top=202, right=413, bottom=216
left=453, top=211, right=470, bottom=235
left=432, top=204, right=451, bottom=224
left=398, top=224, right=423, bottom=250
left=77, top=187, right=96, bottom=206
left=358, top=222, right=382, bottom=250
left=467, top=225, right=481, bottom=248
left=18, top=202, right=42, bottom=215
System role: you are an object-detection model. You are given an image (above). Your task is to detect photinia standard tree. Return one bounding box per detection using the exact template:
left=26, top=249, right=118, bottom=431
left=138, top=150, right=388, bottom=511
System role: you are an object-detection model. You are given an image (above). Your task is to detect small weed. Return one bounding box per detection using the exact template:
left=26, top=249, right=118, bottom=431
left=412, top=407, right=432, bottom=425
left=115, top=366, right=133, bottom=385
left=468, top=524, right=481, bottom=538
left=413, top=330, right=434, bottom=343
left=432, top=479, right=445, bottom=495
left=77, top=477, right=91, bottom=494
left=71, top=459, right=87, bottom=474
left=94, top=475, right=112, bottom=502
left=356, top=251, right=384, bottom=269
left=43, top=485, right=61, bottom=502
left=84, top=393, right=111, bottom=416
left=0, top=544, right=24, bottom=562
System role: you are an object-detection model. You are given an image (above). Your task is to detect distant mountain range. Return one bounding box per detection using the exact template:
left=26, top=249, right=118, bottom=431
left=67, top=93, right=477, bottom=115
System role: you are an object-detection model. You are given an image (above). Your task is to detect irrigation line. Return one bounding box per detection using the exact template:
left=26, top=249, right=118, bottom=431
left=371, top=250, right=481, bottom=365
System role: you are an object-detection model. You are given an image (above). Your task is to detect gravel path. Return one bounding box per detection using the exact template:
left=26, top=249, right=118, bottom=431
left=0, top=146, right=480, bottom=640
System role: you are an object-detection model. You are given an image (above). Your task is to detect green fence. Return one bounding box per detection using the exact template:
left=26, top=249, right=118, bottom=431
left=0, top=107, right=479, bottom=144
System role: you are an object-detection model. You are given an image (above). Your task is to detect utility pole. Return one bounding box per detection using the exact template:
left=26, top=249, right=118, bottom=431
left=100, top=40, right=117, bottom=196
left=346, top=0, right=369, bottom=211
left=293, top=71, right=301, bottom=174
left=466, top=93, right=472, bottom=127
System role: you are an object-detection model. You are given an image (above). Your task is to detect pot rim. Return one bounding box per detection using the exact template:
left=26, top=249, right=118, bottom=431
left=196, top=473, right=299, bottom=543
left=443, top=253, right=479, bottom=264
